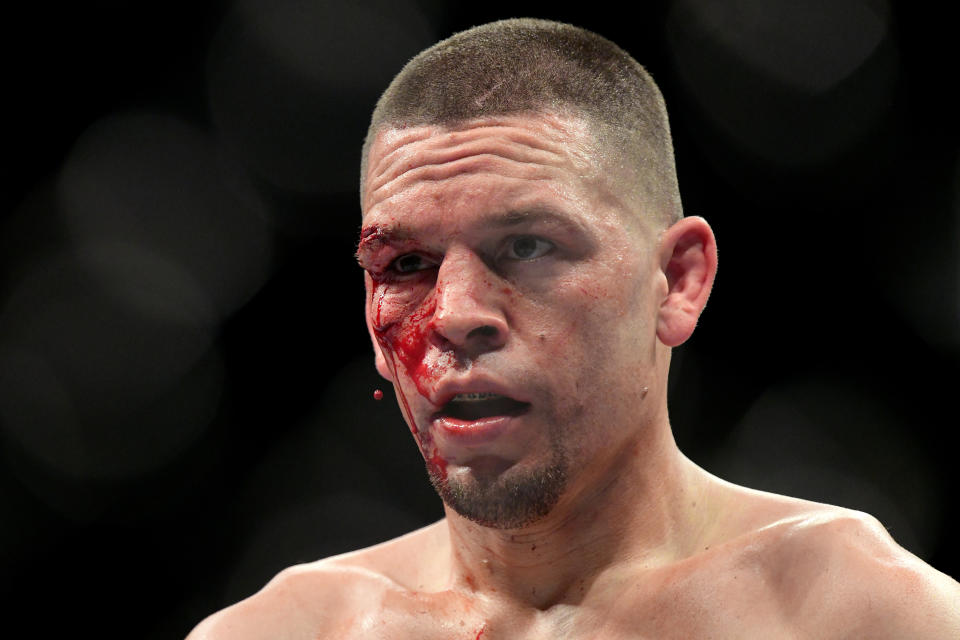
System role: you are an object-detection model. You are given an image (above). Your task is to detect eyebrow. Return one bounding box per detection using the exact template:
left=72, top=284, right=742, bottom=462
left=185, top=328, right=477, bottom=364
left=478, top=208, right=593, bottom=243
left=487, top=208, right=579, bottom=229
left=355, top=207, right=588, bottom=266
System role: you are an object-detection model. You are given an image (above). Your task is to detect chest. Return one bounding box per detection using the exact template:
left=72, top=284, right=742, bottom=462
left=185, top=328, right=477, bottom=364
left=332, top=575, right=798, bottom=640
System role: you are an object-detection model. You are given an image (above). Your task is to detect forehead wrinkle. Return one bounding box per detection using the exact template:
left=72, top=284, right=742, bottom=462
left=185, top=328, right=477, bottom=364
left=364, top=114, right=600, bottom=209
left=368, top=157, right=568, bottom=215
left=376, top=121, right=570, bottom=168
left=372, top=111, right=585, bottom=164
left=366, top=130, right=574, bottom=201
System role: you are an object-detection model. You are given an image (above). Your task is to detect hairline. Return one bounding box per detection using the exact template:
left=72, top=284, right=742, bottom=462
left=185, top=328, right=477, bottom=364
left=359, top=19, right=684, bottom=230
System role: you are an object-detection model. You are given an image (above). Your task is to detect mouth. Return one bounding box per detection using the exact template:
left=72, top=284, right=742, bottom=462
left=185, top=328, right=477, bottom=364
left=435, top=392, right=531, bottom=422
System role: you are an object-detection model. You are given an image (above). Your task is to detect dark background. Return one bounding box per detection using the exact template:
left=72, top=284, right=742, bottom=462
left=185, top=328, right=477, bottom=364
left=1, top=1, right=957, bottom=637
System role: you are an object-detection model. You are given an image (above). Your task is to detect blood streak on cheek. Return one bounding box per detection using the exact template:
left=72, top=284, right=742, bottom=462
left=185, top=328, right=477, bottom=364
left=373, top=289, right=440, bottom=399
left=370, top=285, right=416, bottom=431
left=368, top=279, right=449, bottom=481
left=392, top=299, right=440, bottom=396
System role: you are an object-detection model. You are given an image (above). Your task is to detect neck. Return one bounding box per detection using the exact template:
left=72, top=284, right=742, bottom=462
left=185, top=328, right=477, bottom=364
left=440, top=418, right=715, bottom=609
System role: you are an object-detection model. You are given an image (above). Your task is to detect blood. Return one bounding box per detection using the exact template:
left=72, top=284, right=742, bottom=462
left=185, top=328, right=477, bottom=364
left=475, top=625, right=486, bottom=639
left=368, top=276, right=449, bottom=480
left=387, top=297, right=439, bottom=398
left=358, top=224, right=384, bottom=244
left=426, top=446, right=448, bottom=478
left=373, top=389, right=383, bottom=400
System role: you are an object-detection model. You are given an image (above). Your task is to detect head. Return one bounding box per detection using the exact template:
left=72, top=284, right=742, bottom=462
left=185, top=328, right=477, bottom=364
left=361, top=18, right=682, bottom=229
left=357, top=19, right=716, bottom=529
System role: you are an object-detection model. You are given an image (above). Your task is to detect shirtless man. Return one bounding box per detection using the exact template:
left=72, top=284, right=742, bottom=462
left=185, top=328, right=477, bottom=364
left=189, top=19, right=960, bottom=639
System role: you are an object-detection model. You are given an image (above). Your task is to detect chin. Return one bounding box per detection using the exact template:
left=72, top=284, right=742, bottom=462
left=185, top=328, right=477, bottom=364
left=428, top=453, right=569, bottom=530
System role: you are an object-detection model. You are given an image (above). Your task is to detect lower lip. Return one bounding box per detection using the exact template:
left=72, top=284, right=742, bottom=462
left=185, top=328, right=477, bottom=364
left=432, top=414, right=521, bottom=445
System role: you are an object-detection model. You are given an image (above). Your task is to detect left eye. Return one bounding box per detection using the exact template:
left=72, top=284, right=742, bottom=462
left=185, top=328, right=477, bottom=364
left=390, top=253, right=437, bottom=274
left=502, top=236, right=554, bottom=261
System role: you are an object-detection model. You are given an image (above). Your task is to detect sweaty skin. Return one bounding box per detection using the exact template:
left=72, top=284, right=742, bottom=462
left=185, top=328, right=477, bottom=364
left=188, top=113, right=960, bottom=640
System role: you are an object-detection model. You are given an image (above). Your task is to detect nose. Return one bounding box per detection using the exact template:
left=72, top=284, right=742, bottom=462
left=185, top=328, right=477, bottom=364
left=430, top=249, right=508, bottom=354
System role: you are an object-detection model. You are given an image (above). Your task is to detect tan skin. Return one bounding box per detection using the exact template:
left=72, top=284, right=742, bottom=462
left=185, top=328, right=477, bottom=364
left=189, top=112, right=960, bottom=639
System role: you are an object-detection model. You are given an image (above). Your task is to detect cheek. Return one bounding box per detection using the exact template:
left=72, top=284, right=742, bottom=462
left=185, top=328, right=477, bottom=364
left=368, top=279, right=443, bottom=399
left=536, top=274, right=653, bottom=392
left=369, top=278, right=432, bottom=332
left=367, top=279, right=449, bottom=480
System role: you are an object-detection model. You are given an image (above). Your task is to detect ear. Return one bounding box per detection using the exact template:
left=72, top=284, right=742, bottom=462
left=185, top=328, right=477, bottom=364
left=656, top=216, right=718, bottom=347
left=364, top=274, right=394, bottom=381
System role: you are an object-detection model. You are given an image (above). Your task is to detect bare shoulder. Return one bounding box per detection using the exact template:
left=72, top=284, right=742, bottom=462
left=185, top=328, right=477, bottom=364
left=186, top=520, right=448, bottom=640
left=185, top=560, right=382, bottom=640
left=749, top=503, right=960, bottom=639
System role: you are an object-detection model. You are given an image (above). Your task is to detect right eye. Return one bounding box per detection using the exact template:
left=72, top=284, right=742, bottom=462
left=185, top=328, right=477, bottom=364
left=390, top=253, right=437, bottom=274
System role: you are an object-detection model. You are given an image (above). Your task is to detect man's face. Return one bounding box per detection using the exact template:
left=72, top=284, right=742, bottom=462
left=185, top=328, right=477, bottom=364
left=358, top=112, right=666, bottom=529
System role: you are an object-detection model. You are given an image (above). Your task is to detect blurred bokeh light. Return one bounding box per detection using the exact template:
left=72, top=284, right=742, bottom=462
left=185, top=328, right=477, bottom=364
left=667, top=0, right=897, bottom=169
left=58, top=111, right=273, bottom=321
left=206, top=0, right=435, bottom=195
left=0, top=251, right=221, bottom=487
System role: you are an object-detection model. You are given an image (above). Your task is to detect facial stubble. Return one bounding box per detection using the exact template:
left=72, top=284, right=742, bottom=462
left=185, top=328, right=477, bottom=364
left=427, top=437, right=569, bottom=530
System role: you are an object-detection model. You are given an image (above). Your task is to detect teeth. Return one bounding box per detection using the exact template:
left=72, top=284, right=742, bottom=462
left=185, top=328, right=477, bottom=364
left=451, top=392, right=502, bottom=402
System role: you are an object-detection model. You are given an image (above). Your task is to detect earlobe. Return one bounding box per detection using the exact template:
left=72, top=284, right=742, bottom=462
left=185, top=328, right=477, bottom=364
left=656, top=216, right=718, bottom=347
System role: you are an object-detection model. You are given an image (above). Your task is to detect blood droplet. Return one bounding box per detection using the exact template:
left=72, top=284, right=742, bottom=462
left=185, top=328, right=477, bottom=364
left=373, top=389, right=383, bottom=400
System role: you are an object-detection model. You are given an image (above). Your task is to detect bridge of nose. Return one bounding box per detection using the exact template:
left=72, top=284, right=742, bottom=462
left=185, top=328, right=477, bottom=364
left=430, top=247, right=509, bottom=352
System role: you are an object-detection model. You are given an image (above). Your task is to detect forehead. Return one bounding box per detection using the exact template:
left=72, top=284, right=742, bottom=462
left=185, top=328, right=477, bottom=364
left=362, top=112, right=610, bottom=221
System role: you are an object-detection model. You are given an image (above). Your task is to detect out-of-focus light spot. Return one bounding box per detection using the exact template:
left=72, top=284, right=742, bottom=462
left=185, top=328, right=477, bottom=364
left=76, top=241, right=216, bottom=329
left=206, top=0, right=435, bottom=194
left=672, top=0, right=888, bottom=94
left=874, top=159, right=960, bottom=350
left=0, top=251, right=223, bottom=495
left=667, top=0, right=898, bottom=167
left=223, top=492, right=425, bottom=604
left=0, top=348, right=80, bottom=467
left=57, top=111, right=273, bottom=322
left=708, top=377, right=937, bottom=558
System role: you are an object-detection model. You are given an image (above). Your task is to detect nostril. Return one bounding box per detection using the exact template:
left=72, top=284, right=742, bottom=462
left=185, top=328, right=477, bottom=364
left=468, top=325, right=498, bottom=339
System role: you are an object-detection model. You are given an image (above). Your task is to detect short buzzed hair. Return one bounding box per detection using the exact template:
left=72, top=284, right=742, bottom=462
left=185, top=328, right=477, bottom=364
left=361, top=18, right=683, bottom=227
